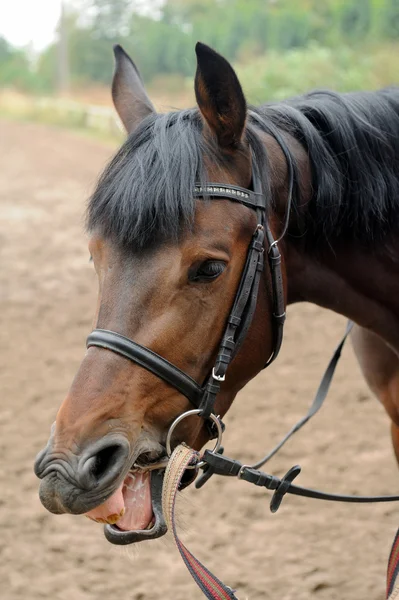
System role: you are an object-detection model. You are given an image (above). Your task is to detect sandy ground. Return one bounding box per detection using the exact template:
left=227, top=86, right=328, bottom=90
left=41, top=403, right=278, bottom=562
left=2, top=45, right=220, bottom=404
left=1, top=118, right=398, bottom=600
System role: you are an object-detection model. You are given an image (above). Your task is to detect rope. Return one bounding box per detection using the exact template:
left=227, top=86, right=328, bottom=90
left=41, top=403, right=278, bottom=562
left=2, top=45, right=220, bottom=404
left=388, top=529, right=399, bottom=598
left=163, top=445, right=399, bottom=599
left=162, top=444, right=239, bottom=600
left=389, top=583, right=399, bottom=600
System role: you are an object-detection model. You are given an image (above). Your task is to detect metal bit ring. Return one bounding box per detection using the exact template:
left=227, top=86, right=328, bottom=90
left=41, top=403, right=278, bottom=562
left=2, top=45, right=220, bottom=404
left=166, top=409, right=223, bottom=469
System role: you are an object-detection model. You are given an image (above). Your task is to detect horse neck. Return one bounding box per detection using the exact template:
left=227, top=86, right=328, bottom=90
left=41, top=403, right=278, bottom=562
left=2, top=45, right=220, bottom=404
left=253, top=91, right=399, bottom=350
left=281, top=197, right=399, bottom=353
left=252, top=113, right=399, bottom=351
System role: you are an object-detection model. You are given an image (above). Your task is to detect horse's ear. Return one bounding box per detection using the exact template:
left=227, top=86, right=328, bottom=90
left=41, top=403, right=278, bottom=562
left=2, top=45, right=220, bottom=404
left=112, top=44, right=155, bottom=134
left=194, top=42, right=246, bottom=150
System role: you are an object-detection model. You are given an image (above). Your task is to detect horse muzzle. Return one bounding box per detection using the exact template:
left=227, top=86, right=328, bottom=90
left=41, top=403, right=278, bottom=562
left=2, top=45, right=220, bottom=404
left=34, top=432, right=132, bottom=514
left=33, top=430, right=173, bottom=544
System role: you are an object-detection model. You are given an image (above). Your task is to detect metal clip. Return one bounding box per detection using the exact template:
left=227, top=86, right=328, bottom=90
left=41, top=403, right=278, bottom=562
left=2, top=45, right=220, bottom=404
left=237, top=464, right=251, bottom=479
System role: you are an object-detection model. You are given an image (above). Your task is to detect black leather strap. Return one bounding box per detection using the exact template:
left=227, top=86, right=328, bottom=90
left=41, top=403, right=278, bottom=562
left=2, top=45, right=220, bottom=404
left=200, top=450, right=399, bottom=511
left=87, top=329, right=203, bottom=407
left=264, top=227, right=286, bottom=367
left=197, top=159, right=272, bottom=418
left=193, top=184, right=264, bottom=210
left=214, top=226, right=265, bottom=374
left=199, top=223, right=266, bottom=418
left=231, top=229, right=265, bottom=358
left=196, top=322, right=353, bottom=487
left=252, top=320, right=354, bottom=469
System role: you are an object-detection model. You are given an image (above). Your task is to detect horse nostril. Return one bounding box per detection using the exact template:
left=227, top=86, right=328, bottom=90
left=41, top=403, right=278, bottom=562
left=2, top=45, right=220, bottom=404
left=92, top=445, right=123, bottom=480
left=78, top=438, right=130, bottom=490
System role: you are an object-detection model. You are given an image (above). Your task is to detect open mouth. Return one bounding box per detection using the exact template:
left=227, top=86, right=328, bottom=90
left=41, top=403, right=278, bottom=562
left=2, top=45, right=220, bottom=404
left=84, top=456, right=169, bottom=545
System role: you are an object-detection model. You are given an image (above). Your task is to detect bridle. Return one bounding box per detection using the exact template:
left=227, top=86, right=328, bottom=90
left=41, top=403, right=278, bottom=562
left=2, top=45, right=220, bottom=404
left=87, top=147, right=287, bottom=432
left=86, top=132, right=399, bottom=504
left=86, top=133, right=399, bottom=599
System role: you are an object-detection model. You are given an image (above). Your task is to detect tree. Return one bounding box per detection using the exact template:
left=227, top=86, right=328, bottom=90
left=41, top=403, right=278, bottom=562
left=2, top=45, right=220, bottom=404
left=0, top=36, right=34, bottom=91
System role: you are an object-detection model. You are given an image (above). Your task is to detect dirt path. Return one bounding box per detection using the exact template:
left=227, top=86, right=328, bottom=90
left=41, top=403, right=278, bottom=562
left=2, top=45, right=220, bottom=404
left=1, top=118, right=398, bottom=600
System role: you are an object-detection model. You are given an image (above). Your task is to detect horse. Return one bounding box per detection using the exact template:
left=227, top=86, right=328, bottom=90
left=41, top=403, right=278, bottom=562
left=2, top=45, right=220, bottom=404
left=34, top=42, right=399, bottom=560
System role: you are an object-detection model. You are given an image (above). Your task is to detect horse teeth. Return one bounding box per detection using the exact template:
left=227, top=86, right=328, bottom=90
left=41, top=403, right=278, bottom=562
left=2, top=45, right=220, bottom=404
left=105, top=510, right=125, bottom=525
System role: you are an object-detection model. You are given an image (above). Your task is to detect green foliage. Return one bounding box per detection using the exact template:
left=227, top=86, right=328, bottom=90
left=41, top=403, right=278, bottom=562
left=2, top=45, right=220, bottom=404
left=64, top=0, right=399, bottom=86
left=0, top=36, right=36, bottom=91
left=236, top=43, right=399, bottom=103
left=86, top=0, right=133, bottom=39
left=382, top=0, right=399, bottom=38
left=35, top=44, right=58, bottom=91
left=1, top=0, right=399, bottom=96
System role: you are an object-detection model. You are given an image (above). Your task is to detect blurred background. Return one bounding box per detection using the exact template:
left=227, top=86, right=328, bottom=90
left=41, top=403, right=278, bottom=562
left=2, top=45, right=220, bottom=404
left=1, top=0, right=399, bottom=137
left=2, top=2, right=399, bottom=600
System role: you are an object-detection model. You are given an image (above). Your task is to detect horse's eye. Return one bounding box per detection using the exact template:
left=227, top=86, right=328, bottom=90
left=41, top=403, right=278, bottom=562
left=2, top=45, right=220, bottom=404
left=189, top=260, right=226, bottom=283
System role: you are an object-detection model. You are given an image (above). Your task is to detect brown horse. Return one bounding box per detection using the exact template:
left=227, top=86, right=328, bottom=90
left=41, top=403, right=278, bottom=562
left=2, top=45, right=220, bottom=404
left=35, top=42, right=399, bottom=542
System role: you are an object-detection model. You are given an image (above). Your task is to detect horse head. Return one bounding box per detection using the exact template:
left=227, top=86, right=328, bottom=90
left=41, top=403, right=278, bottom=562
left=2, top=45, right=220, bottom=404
left=34, top=42, right=289, bottom=542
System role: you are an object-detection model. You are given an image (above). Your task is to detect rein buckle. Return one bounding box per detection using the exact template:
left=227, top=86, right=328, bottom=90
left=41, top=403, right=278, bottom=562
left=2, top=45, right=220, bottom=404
left=212, top=367, right=226, bottom=382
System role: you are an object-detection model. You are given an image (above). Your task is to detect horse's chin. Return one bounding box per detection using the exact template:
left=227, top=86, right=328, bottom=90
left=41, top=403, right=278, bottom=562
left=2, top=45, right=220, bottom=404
left=85, top=468, right=168, bottom=545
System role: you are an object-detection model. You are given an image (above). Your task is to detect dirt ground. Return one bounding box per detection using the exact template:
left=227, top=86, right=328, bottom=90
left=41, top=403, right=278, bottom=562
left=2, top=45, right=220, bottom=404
left=1, top=118, right=398, bottom=600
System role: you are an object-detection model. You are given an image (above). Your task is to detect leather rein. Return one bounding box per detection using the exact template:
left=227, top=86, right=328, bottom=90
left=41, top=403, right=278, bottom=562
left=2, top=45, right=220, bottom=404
left=86, top=140, right=399, bottom=509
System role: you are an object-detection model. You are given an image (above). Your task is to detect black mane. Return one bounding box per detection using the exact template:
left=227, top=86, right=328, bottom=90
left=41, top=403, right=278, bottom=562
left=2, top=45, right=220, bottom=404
left=87, top=87, right=399, bottom=251
left=255, top=87, right=399, bottom=245
left=87, top=110, right=208, bottom=252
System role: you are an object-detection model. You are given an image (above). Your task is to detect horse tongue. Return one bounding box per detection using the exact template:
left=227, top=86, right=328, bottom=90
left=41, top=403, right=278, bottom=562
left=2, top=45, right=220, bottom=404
left=117, top=471, right=153, bottom=531
left=85, top=483, right=125, bottom=524
left=84, top=471, right=153, bottom=531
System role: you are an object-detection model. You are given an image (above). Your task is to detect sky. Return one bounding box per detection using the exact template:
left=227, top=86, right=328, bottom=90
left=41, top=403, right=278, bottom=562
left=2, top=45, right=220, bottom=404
left=0, top=1, right=162, bottom=52
left=0, top=0, right=63, bottom=51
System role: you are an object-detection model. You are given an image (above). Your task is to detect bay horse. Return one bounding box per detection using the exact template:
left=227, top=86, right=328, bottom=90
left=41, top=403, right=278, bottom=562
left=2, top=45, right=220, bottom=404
left=35, top=42, right=399, bottom=551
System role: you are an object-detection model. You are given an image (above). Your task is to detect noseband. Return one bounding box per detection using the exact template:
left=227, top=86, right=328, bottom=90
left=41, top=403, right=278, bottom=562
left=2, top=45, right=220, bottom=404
left=86, top=150, right=287, bottom=433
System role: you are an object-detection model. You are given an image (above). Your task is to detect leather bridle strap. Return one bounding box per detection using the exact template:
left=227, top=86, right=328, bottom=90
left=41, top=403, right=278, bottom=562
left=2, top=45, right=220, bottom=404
left=86, top=151, right=288, bottom=432
left=199, top=199, right=266, bottom=418
left=196, top=321, right=354, bottom=487
left=252, top=320, right=354, bottom=469
left=198, top=223, right=265, bottom=417
left=201, top=450, right=399, bottom=512
left=192, top=183, right=264, bottom=209
left=87, top=329, right=203, bottom=408
left=197, top=155, right=286, bottom=417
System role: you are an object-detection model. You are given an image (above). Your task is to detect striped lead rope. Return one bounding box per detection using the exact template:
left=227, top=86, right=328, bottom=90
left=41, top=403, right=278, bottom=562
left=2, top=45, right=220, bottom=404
left=388, top=528, right=399, bottom=598
left=163, top=446, right=399, bottom=599
left=162, top=444, right=239, bottom=600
